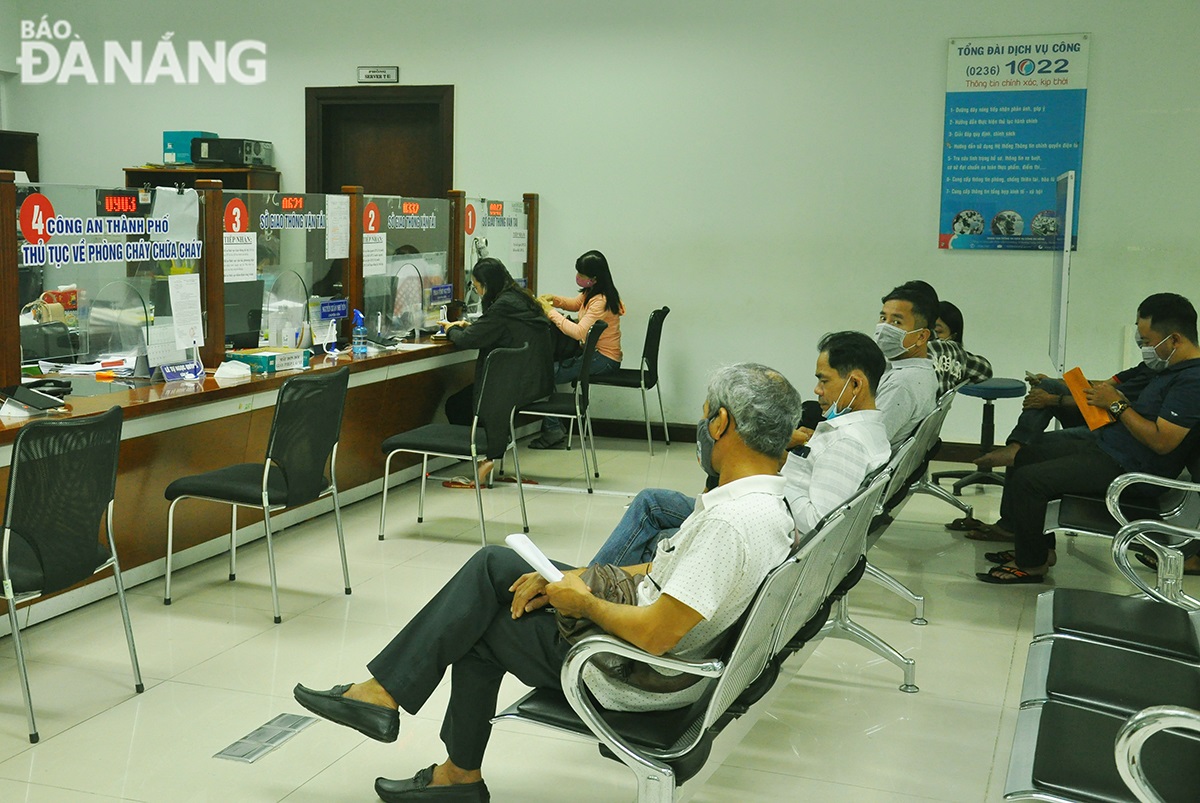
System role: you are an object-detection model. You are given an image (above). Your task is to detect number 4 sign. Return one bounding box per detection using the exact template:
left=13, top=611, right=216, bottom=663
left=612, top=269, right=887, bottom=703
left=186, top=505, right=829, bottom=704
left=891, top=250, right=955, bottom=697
left=19, top=193, right=55, bottom=244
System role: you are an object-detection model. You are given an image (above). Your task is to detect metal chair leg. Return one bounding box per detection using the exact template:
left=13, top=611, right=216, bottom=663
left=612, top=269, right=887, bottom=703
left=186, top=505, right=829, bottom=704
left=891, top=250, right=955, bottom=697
left=911, top=476, right=974, bottom=518
left=472, top=458, right=487, bottom=547
left=417, top=454, right=429, bottom=523
left=511, top=444, right=530, bottom=534
left=229, top=503, right=238, bottom=580
left=260, top=500, right=282, bottom=624
left=378, top=451, right=397, bottom=539
left=821, top=597, right=919, bottom=693
left=5, top=594, right=38, bottom=742
left=107, top=505, right=144, bottom=694
left=330, top=462, right=351, bottom=596
left=587, top=413, right=600, bottom=479
left=164, top=497, right=183, bottom=605
left=864, top=562, right=927, bottom=625
left=576, top=405, right=593, bottom=493
left=655, top=382, right=669, bottom=446
left=640, top=384, right=653, bottom=456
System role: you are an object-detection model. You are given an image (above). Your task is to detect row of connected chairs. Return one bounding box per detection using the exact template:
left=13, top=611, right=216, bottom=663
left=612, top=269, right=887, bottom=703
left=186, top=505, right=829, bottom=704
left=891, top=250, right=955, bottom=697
left=492, top=466, right=894, bottom=802
left=815, top=385, right=963, bottom=693
left=1003, top=512, right=1200, bottom=801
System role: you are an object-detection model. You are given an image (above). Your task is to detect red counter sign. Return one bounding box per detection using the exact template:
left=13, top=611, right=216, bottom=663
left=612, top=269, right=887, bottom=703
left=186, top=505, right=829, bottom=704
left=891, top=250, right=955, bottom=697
left=19, top=193, right=54, bottom=244
left=224, top=198, right=249, bottom=232
left=464, top=203, right=477, bottom=235
left=363, top=201, right=381, bottom=233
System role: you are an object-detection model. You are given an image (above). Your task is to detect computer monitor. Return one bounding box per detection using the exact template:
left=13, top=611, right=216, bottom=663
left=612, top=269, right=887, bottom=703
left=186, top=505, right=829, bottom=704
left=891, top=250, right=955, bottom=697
left=224, top=280, right=264, bottom=349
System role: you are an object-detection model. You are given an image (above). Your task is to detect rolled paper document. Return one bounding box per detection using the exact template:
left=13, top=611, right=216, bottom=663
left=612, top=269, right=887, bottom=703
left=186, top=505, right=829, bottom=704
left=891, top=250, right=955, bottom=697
left=505, top=533, right=564, bottom=582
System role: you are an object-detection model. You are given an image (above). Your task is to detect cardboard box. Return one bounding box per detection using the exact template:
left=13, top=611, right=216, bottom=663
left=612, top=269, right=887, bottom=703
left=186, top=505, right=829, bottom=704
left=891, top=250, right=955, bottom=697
left=224, top=348, right=310, bottom=374
left=163, top=130, right=217, bottom=164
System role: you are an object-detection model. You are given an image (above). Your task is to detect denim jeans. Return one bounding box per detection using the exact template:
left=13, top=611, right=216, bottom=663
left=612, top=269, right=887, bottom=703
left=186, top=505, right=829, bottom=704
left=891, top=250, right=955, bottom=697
left=590, top=488, right=696, bottom=566
left=541, top=353, right=621, bottom=441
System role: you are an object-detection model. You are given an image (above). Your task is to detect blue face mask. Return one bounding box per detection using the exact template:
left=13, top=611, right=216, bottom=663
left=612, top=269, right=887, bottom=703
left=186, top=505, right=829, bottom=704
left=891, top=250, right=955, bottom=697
left=824, top=381, right=857, bottom=420
left=695, top=413, right=721, bottom=480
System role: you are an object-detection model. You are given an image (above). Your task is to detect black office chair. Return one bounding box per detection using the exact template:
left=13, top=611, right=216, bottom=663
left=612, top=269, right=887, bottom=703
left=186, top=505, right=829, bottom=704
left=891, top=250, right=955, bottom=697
left=163, top=367, right=351, bottom=624
left=20, top=321, right=75, bottom=363
left=589, top=307, right=670, bottom=455
left=377, top=344, right=537, bottom=545
left=520, top=321, right=608, bottom=492
left=1, top=406, right=142, bottom=744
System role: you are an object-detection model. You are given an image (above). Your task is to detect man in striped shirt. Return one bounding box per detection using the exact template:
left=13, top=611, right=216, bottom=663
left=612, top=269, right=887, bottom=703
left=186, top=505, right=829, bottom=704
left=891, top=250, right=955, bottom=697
left=591, top=331, right=891, bottom=566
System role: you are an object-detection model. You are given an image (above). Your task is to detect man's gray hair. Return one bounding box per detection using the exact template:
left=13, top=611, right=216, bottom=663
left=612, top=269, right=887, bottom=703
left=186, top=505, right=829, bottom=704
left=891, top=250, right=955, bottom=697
left=704, top=363, right=801, bottom=457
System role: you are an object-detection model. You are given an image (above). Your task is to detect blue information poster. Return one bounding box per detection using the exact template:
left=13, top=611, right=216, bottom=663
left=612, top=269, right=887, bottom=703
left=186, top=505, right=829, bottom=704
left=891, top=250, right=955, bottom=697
left=939, top=34, right=1089, bottom=251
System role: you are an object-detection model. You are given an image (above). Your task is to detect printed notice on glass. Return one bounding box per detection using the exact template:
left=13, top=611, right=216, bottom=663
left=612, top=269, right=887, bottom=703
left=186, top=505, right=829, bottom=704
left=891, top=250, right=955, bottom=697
left=363, top=233, right=387, bottom=277
left=223, top=231, right=258, bottom=282
left=168, top=272, right=205, bottom=349
left=325, top=194, right=350, bottom=259
left=938, top=33, right=1089, bottom=251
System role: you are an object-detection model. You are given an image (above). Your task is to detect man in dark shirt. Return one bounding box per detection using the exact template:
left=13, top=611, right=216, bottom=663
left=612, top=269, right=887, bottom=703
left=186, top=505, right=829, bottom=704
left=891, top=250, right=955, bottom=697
left=978, top=293, right=1200, bottom=584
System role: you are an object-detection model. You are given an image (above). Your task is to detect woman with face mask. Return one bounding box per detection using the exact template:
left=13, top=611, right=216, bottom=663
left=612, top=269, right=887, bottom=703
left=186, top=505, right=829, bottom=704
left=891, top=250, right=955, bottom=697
left=532, top=249, right=625, bottom=448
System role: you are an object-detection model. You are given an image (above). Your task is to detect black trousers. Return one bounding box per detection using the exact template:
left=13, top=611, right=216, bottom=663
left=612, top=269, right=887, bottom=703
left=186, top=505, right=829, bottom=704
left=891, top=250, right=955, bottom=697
left=445, top=384, right=475, bottom=427
left=366, top=546, right=571, bottom=770
left=1001, top=435, right=1124, bottom=567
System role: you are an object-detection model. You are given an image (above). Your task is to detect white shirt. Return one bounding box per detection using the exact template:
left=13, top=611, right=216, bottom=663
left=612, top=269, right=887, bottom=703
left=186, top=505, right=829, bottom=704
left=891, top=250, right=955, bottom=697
left=782, top=408, right=892, bottom=533
left=875, top=357, right=938, bottom=448
left=584, top=474, right=793, bottom=712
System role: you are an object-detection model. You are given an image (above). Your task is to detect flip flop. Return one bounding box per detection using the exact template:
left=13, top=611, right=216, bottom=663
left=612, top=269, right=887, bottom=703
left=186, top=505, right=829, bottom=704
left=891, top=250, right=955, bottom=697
left=975, top=565, right=1045, bottom=584
left=442, top=476, right=480, bottom=490
left=945, top=516, right=986, bottom=532
left=1133, top=551, right=1200, bottom=576
left=495, top=475, right=540, bottom=485
left=964, top=523, right=1015, bottom=542
left=986, top=549, right=1057, bottom=567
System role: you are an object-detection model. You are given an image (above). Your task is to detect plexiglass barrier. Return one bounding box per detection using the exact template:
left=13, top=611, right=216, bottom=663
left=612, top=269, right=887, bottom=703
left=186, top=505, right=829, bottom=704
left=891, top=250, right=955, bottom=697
left=361, top=194, right=451, bottom=341
left=14, top=182, right=205, bottom=366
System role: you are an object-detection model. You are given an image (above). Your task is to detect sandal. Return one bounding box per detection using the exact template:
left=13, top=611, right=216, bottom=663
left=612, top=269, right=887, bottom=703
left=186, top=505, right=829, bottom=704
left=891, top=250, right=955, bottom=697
left=985, top=549, right=1057, bottom=567
left=528, top=436, right=567, bottom=450
left=945, top=516, right=986, bottom=532
left=976, top=565, right=1045, bottom=584
left=495, top=475, right=539, bottom=485
left=441, top=476, right=480, bottom=490
left=1133, top=551, right=1200, bottom=576
left=964, top=523, right=1016, bottom=542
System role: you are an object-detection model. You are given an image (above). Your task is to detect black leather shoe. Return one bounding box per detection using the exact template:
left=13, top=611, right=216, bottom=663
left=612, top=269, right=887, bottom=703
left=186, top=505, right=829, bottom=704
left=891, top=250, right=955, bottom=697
left=375, top=765, right=490, bottom=802
left=292, top=683, right=399, bottom=743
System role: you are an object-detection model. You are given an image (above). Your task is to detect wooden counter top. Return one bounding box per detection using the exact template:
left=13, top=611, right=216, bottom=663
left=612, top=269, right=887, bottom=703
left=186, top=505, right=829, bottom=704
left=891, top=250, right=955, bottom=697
left=1, top=339, right=465, bottom=445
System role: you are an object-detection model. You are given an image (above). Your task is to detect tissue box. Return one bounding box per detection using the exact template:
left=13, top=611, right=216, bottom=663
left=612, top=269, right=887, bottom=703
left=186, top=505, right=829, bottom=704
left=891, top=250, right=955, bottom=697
left=163, top=130, right=217, bottom=164
left=224, top=347, right=309, bottom=374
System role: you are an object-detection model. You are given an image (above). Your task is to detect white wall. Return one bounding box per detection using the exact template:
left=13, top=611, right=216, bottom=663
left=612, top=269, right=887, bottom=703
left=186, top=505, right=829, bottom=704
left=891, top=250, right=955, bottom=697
left=6, top=0, right=1200, bottom=442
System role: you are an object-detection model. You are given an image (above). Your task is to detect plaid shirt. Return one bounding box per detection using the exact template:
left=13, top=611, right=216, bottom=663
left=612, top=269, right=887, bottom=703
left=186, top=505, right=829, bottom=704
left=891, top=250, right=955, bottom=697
left=927, top=339, right=993, bottom=396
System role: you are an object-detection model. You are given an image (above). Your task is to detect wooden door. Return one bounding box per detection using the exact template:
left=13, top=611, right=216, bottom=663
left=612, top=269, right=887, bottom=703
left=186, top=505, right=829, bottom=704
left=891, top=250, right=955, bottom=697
left=305, top=86, right=453, bottom=197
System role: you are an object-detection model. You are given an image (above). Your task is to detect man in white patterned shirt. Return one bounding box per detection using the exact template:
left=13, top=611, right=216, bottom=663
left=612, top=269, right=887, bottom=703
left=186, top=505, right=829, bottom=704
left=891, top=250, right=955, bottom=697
left=293, top=363, right=801, bottom=803
left=591, top=331, right=891, bottom=566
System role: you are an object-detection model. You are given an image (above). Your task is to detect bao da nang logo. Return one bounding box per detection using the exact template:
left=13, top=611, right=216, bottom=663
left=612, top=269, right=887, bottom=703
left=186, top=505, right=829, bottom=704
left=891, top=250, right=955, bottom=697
left=17, top=17, right=267, bottom=84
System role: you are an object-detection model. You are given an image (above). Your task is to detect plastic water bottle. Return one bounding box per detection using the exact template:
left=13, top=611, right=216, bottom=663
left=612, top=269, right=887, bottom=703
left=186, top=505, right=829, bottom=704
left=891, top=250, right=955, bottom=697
left=352, top=309, right=367, bottom=360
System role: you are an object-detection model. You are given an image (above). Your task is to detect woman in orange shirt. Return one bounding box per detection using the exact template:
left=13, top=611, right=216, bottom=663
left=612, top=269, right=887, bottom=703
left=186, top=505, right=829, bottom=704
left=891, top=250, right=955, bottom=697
left=532, top=249, right=625, bottom=448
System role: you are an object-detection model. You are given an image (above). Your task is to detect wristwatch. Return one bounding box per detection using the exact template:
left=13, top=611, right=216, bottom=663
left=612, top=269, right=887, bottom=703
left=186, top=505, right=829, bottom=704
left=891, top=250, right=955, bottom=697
left=1109, top=399, right=1131, bottom=419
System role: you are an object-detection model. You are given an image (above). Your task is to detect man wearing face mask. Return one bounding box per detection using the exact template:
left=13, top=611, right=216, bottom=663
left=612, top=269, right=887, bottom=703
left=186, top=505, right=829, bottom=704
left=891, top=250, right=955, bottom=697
left=590, top=332, right=890, bottom=567
left=873, top=283, right=940, bottom=449
left=293, top=364, right=799, bottom=802
left=979, top=293, right=1200, bottom=584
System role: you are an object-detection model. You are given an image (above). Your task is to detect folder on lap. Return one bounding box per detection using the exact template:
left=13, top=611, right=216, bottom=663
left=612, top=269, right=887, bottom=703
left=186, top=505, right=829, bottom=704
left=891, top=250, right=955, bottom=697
left=1063, top=367, right=1115, bottom=430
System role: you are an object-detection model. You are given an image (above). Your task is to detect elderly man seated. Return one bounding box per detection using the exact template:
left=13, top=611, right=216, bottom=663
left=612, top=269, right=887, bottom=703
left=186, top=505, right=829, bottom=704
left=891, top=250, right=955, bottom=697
left=294, top=362, right=801, bottom=802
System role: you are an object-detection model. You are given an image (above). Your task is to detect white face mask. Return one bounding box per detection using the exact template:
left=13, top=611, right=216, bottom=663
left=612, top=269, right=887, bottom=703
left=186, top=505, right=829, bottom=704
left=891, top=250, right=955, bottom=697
left=1141, top=334, right=1175, bottom=372
left=874, top=322, right=921, bottom=359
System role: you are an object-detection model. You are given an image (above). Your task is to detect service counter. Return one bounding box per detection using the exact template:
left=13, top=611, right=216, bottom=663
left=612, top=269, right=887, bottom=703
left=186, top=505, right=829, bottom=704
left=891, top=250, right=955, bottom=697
left=0, top=341, right=475, bottom=628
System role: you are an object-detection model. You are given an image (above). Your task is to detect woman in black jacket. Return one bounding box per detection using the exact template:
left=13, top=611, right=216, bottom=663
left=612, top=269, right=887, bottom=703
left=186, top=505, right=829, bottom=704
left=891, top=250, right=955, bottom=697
left=440, top=258, right=554, bottom=487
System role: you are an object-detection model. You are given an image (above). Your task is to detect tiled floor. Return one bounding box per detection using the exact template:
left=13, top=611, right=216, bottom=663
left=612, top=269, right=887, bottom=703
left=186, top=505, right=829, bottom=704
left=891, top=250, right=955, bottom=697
left=0, top=437, right=1191, bottom=801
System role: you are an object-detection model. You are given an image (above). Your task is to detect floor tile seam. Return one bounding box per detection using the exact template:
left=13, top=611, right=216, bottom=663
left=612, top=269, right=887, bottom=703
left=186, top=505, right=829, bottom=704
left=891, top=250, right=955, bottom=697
left=779, top=672, right=1011, bottom=714
left=710, top=760, right=959, bottom=801
left=0, top=776, right=151, bottom=802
